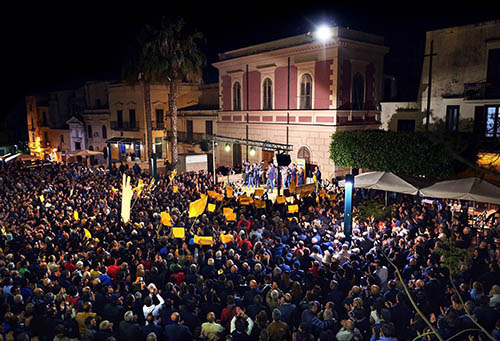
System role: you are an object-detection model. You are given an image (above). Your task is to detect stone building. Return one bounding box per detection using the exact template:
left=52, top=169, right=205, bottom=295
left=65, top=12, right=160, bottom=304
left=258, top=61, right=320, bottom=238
left=212, top=26, right=388, bottom=179
left=381, top=20, right=500, bottom=134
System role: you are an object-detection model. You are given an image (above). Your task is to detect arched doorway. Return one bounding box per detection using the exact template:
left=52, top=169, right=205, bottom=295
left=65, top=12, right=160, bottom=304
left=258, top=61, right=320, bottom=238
left=297, top=146, right=316, bottom=178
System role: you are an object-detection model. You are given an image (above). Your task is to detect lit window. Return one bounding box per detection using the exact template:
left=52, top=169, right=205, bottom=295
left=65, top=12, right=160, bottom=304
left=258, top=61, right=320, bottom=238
left=486, top=106, right=500, bottom=138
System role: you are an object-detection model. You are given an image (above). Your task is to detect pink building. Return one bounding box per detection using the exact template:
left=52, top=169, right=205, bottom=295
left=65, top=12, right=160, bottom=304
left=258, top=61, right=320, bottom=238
left=213, top=26, right=389, bottom=179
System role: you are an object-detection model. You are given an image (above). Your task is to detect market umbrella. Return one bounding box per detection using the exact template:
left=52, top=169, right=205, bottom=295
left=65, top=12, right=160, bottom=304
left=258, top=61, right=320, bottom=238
left=419, top=177, right=500, bottom=205
left=338, top=171, right=419, bottom=195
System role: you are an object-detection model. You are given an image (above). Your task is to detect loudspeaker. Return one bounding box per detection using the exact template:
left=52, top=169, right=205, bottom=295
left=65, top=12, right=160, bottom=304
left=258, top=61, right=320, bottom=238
left=276, top=154, right=291, bottom=166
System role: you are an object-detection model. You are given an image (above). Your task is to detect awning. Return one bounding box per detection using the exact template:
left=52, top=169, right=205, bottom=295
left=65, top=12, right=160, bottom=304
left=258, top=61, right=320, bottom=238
left=105, top=137, right=142, bottom=145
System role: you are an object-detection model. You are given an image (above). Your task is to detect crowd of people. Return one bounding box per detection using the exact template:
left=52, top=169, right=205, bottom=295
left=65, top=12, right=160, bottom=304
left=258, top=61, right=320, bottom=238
left=0, top=159, right=499, bottom=341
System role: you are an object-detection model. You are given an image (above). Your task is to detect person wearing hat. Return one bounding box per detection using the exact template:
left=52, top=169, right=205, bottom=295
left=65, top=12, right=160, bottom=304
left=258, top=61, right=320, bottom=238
left=119, top=311, right=142, bottom=340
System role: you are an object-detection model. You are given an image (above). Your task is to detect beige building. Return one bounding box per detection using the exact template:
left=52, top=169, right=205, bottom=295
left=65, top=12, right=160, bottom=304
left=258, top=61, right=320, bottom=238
left=107, top=82, right=217, bottom=163
left=213, top=26, right=389, bottom=179
left=381, top=20, right=500, bottom=134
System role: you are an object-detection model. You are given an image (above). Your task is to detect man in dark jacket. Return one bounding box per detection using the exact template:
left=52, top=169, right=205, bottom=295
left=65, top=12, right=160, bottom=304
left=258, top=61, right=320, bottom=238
left=119, top=311, right=142, bottom=340
left=164, top=312, right=192, bottom=341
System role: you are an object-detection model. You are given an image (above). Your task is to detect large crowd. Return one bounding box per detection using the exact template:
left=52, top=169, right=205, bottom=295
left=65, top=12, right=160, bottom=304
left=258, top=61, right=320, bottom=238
left=0, top=160, right=499, bottom=341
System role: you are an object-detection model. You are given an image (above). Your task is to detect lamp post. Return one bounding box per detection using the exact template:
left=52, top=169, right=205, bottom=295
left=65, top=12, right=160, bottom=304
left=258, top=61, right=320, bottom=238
left=344, top=174, right=354, bottom=242
left=151, top=144, right=158, bottom=180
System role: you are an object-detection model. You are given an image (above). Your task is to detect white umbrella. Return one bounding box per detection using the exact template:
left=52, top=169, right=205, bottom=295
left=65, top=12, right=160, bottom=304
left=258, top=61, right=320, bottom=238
left=338, top=171, right=419, bottom=195
left=419, top=177, right=500, bottom=205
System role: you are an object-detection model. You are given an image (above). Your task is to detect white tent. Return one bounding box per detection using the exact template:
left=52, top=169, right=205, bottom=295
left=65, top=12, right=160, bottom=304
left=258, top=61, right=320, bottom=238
left=338, top=171, right=419, bottom=195
left=419, top=177, right=500, bottom=205
left=69, top=149, right=103, bottom=157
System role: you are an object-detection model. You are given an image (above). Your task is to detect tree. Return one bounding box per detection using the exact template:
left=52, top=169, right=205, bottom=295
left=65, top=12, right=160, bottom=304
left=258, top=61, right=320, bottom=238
left=122, top=24, right=169, bottom=172
left=152, top=17, right=205, bottom=166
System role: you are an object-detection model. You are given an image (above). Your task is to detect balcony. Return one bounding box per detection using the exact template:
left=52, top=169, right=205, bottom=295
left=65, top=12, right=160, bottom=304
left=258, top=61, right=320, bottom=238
left=464, top=83, right=500, bottom=100
left=110, top=121, right=140, bottom=131
left=165, top=131, right=208, bottom=144
left=151, top=121, right=165, bottom=130
left=217, top=109, right=381, bottom=126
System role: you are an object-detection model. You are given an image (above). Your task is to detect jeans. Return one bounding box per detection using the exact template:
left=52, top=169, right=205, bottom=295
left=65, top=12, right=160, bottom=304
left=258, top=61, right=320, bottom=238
left=267, top=179, right=274, bottom=193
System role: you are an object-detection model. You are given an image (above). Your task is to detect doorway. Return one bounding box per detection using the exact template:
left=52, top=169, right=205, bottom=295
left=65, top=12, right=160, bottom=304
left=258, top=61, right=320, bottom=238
left=233, top=143, right=242, bottom=170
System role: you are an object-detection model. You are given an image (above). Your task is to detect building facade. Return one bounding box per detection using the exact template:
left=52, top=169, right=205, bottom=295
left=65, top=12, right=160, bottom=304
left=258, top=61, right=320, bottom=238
left=213, top=26, right=388, bottom=179
left=381, top=20, right=500, bottom=134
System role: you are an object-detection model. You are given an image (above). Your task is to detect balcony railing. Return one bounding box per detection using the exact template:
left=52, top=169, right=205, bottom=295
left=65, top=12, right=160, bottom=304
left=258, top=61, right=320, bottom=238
left=464, top=83, right=500, bottom=100
left=217, top=109, right=381, bottom=126
left=110, top=121, right=140, bottom=131
left=165, top=131, right=208, bottom=144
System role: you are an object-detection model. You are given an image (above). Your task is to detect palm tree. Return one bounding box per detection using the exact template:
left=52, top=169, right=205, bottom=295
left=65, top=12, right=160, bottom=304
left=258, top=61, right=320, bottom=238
left=122, top=25, right=169, bottom=172
left=152, top=17, right=205, bottom=166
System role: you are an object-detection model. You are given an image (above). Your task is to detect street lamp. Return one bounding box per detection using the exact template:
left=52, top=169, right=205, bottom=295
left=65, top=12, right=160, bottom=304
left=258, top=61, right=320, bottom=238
left=225, top=144, right=231, bottom=152
left=249, top=147, right=256, bottom=157
left=314, top=25, right=333, bottom=43
left=344, top=174, right=354, bottom=242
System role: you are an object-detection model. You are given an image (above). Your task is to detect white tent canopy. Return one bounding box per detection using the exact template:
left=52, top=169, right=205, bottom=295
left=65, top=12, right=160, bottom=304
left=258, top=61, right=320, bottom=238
left=68, top=149, right=104, bottom=157
left=338, top=171, right=419, bottom=195
left=419, top=177, right=500, bottom=205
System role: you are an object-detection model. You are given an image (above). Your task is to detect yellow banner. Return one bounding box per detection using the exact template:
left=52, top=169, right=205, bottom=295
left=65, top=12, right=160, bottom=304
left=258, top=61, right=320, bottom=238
left=207, top=190, right=217, bottom=199
left=194, top=235, right=213, bottom=245
left=254, top=189, right=264, bottom=197
left=223, top=207, right=233, bottom=216
left=276, top=196, right=286, bottom=204
left=216, top=193, right=224, bottom=201
left=288, top=204, right=299, bottom=213
left=172, top=227, right=185, bottom=239
left=208, top=203, right=216, bottom=212
left=83, top=228, right=92, bottom=239
left=226, top=212, right=237, bottom=221
left=254, top=200, right=266, bottom=209
left=220, top=234, right=234, bottom=244
left=40, top=195, right=45, bottom=203
left=173, top=185, right=179, bottom=193
left=74, top=211, right=79, bottom=221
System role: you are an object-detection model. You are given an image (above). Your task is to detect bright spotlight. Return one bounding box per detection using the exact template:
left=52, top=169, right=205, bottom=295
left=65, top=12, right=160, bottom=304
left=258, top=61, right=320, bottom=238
left=314, top=25, right=333, bottom=43
left=249, top=147, right=256, bottom=156
left=225, top=144, right=231, bottom=152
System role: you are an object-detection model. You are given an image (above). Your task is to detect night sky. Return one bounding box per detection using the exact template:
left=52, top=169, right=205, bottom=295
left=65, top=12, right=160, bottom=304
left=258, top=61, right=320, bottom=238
left=1, top=3, right=498, bottom=143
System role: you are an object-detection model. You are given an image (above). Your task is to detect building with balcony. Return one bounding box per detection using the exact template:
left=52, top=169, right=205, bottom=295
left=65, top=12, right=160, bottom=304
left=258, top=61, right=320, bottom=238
left=107, top=82, right=217, bottom=163
left=213, top=26, right=388, bottom=179
left=381, top=20, right=500, bottom=134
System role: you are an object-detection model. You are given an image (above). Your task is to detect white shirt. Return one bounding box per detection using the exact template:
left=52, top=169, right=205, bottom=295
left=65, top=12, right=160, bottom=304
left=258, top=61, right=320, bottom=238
left=142, top=294, right=165, bottom=319
left=230, top=315, right=254, bottom=335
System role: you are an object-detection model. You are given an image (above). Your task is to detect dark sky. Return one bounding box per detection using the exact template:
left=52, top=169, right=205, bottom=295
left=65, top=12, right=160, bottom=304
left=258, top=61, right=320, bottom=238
left=1, top=2, right=498, bottom=141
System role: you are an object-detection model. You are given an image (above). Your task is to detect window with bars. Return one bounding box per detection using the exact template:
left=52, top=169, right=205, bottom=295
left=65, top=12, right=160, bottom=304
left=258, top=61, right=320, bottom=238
left=486, top=106, right=500, bottom=138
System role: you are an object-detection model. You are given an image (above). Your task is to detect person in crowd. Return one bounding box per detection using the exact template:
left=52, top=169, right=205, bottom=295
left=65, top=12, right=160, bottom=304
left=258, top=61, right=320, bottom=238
left=0, top=160, right=498, bottom=341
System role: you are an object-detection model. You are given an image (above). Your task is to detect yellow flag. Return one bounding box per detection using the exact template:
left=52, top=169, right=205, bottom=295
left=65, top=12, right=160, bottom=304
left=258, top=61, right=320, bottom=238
left=173, top=185, right=179, bottom=193
left=223, top=207, right=233, bottom=216
left=276, top=196, right=286, bottom=204
left=221, top=234, right=234, bottom=244
left=226, top=212, right=237, bottom=221
left=288, top=180, right=296, bottom=194
left=319, top=189, right=326, bottom=198
left=83, top=228, right=92, bottom=239
left=134, top=179, right=144, bottom=196
left=172, top=227, right=185, bottom=239
left=254, top=200, right=266, bottom=209
left=40, top=195, right=45, bottom=203
left=216, top=193, right=224, bottom=201
left=169, top=169, right=177, bottom=181
left=207, top=190, right=217, bottom=199
left=161, top=212, right=172, bottom=226
left=111, top=186, right=118, bottom=194
left=288, top=204, right=299, bottom=213
left=1, top=226, right=6, bottom=236
left=189, top=195, right=208, bottom=218
left=328, top=193, right=337, bottom=201
left=226, top=186, right=233, bottom=198
left=70, top=188, right=74, bottom=197
left=254, top=189, right=264, bottom=197
left=74, top=211, right=79, bottom=221
left=194, top=235, right=213, bottom=245
left=208, top=203, right=216, bottom=212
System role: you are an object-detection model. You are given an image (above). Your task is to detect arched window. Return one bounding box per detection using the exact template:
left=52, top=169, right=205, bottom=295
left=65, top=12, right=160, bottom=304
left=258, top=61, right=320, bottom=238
left=263, top=78, right=273, bottom=110
left=87, top=125, right=93, bottom=139
left=352, top=73, right=365, bottom=110
left=102, top=125, right=107, bottom=139
left=233, top=82, right=241, bottom=111
left=300, top=74, right=313, bottom=110
left=297, top=146, right=311, bottom=163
